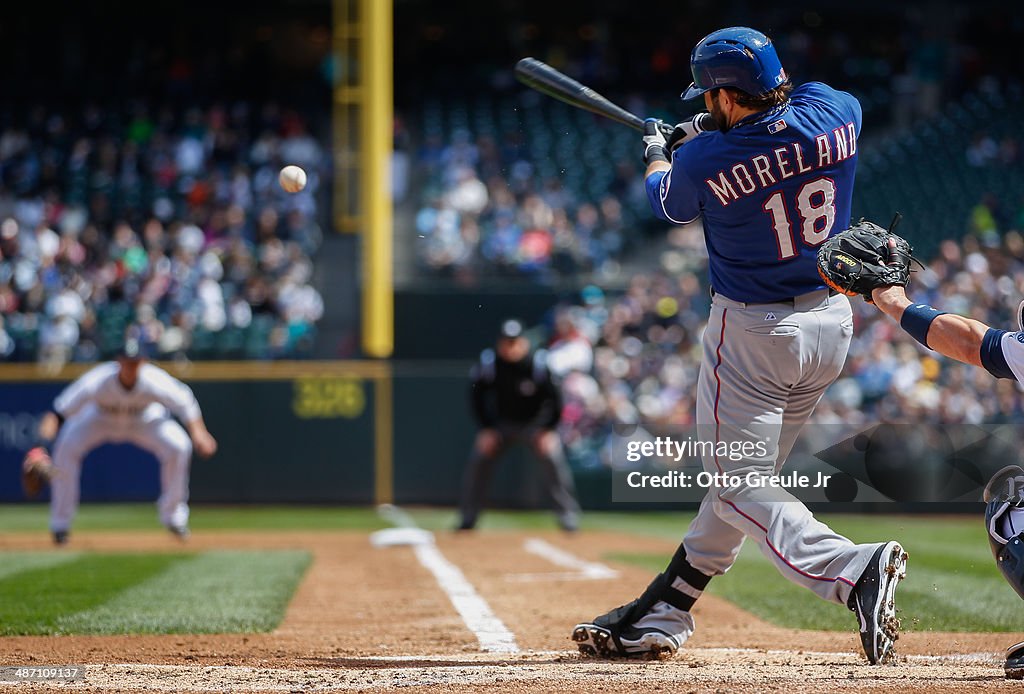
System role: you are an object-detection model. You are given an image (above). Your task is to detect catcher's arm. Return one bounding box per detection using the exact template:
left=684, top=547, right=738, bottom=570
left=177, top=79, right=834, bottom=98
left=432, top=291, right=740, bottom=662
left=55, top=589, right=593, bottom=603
left=871, top=286, right=992, bottom=370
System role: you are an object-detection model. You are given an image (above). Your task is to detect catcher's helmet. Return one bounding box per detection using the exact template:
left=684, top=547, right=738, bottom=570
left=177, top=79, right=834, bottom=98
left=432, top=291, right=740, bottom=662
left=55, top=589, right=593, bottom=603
left=985, top=466, right=1024, bottom=601
left=682, top=27, right=787, bottom=101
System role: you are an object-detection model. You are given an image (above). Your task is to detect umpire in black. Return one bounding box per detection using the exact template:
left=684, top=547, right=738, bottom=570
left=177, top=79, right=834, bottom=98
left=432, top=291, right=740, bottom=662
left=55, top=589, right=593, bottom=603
left=457, top=319, right=581, bottom=531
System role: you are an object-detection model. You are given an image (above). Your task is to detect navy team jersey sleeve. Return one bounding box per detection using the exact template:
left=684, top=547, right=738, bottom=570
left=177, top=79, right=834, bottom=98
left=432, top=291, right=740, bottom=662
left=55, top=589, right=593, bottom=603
left=645, top=164, right=701, bottom=225
left=981, top=329, right=1024, bottom=381
left=647, top=82, right=864, bottom=303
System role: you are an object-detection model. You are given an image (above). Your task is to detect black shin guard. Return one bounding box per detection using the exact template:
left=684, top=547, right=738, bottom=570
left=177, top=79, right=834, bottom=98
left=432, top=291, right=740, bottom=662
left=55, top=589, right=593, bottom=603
left=664, top=544, right=713, bottom=610
left=594, top=547, right=712, bottom=650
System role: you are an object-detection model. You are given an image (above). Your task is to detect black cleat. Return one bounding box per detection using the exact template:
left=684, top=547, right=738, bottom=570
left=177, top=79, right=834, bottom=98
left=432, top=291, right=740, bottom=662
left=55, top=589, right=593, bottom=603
left=847, top=541, right=908, bottom=664
left=1006, top=642, right=1024, bottom=679
left=52, top=530, right=69, bottom=546
left=571, top=600, right=682, bottom=660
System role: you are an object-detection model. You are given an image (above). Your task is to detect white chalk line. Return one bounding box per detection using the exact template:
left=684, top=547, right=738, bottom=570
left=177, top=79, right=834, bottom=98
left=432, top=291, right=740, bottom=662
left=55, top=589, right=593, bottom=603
left=706, top=646, right=1001, bottom=664
left=507, top=537, right=619, bottom=582
left=412, top=543, right=519, bottom=653
left=99, top=646, right=1003, bottom=665
left=374, top=505, right=519, bottom=654
left=14, top=648, right=1002, bottom=691
left=373, top=508, right=1002, bottom=664
left=87, top=648, right=1002, bottom=676
left=263, top=647, right=995, bottom=663
left=375, top=503, right=418, bottom=529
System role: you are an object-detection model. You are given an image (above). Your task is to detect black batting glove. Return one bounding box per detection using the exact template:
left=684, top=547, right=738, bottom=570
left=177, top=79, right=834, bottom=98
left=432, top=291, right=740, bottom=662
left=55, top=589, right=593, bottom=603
left=642, top=119, right=670, bottom=166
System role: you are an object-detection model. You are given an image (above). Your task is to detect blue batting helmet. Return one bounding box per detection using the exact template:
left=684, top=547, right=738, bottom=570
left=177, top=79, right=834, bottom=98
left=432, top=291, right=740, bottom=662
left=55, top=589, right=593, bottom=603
left=682, top=27, right=788, bottom=101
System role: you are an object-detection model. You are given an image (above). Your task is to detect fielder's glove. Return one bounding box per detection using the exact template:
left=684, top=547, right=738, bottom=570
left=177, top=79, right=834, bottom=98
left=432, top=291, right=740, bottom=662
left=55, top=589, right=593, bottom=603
left=21, top=446, right=53, bottom=499
left=665, top=113, right=712, bottom=151
left=641, top=119, right=670, bottom=166
left=817, top=218, right=914, bottom=303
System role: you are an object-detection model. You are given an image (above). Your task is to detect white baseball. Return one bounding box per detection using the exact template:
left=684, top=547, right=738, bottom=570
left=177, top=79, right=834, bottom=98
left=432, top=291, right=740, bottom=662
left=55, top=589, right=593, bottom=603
left=279, top=165, right=307, bottom=193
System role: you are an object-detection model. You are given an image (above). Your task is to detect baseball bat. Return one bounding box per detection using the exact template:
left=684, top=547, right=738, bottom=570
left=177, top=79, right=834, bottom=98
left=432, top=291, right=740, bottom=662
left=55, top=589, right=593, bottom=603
left=514, top=57, right=716, bottom=134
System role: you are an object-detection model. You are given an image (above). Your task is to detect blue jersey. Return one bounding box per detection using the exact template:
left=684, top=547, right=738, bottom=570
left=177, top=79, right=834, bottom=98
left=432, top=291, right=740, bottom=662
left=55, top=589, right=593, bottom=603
left=646, top=82, right=862, bottom=303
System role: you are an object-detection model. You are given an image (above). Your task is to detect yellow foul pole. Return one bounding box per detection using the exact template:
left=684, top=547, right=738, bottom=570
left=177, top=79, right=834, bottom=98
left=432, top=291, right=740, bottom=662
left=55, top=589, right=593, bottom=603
left=359, top=0, right=393, bottom=358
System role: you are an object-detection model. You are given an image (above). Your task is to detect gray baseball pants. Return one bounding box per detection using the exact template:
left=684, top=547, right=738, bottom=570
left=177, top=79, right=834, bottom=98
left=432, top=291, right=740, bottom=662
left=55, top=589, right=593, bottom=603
left=681, top=288, right=877, bottom=605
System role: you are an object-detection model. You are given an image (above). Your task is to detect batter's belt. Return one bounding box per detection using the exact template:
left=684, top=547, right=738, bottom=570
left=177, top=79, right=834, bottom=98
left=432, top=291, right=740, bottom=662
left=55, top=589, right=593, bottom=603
left=710, top=286, right=839, bottom=310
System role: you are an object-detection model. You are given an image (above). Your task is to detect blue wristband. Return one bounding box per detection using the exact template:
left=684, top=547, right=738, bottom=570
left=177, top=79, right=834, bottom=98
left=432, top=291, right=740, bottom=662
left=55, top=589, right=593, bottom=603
left=980, top=328, right=1014, bottom=379
left=900, top=303, right=946, bottom=348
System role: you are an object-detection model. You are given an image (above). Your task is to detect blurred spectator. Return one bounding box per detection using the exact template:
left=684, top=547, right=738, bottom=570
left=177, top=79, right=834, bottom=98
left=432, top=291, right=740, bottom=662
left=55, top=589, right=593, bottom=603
left=543, top=230, right=1024, bottom=469
left=414, top=129, right=644, bottom=281
left=0, top=102, right=327, bottom=364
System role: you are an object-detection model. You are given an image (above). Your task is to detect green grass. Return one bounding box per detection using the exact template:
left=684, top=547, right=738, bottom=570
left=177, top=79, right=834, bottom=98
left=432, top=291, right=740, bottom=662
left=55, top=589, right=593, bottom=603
left=0, top=504, right=1016, bottom=634
left=0, top=504, right=387, bottom=532
left=0, top=551, right=82, bottom=581
left=406, top=508, right=1024, bottom=633
left=57, top=550, right=310, bottom=634
left=0, top=554, right=185, bottom=635
left=603, top=513, right=1024, bottom=633
left=0, top=503, right=693, bottom=534
left=0, top=504, right=682, bottom=533
left=0, top=550, right=310, bottom=635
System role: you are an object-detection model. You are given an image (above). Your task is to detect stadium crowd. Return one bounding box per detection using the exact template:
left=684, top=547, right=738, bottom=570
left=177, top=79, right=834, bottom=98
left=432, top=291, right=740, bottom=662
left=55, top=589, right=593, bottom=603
left=413, top=129, right=647, bottom=281
left=408, top=3, right=1019, bottom=283
left=544, top=227, right=1024, bottom=469
left=0, top=103, right=326, bottom=363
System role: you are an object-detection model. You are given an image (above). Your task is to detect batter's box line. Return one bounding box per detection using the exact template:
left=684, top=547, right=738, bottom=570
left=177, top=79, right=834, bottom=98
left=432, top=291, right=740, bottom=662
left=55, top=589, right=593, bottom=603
left=372, top=504, right=520, bottom=654
left=702, top=646, right=1002, bottom=665
left=504, top=538, right=620, bottom=582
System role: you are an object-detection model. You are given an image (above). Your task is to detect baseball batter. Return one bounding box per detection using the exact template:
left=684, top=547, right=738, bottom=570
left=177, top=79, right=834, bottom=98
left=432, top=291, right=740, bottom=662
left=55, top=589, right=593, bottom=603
left=572, top=27, right=906, bottom=664
left=36, top=336, right=217, bottom=544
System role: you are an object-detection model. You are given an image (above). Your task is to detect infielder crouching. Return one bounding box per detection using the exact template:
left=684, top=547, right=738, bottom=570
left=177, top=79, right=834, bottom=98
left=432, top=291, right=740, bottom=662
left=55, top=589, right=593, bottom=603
left=35, top=336, right=217, bottom=545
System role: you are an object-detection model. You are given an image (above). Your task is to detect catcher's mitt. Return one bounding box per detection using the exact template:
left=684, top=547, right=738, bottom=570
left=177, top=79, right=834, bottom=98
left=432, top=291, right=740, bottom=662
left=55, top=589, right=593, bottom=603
left=817, top=218, right=914, bottom=303
left=21, top=446, right=53, bottom=499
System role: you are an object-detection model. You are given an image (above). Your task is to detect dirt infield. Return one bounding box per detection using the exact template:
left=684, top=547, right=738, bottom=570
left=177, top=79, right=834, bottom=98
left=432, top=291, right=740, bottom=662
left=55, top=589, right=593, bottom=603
left=0, top=529, right=1019, bottom=692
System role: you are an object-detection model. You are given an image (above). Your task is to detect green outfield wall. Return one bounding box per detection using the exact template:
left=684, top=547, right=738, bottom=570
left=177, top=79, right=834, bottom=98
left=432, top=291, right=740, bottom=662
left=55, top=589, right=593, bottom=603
left=0, top=361, right=570, bottom=508
left=0, top=362, right=995, bottom=512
